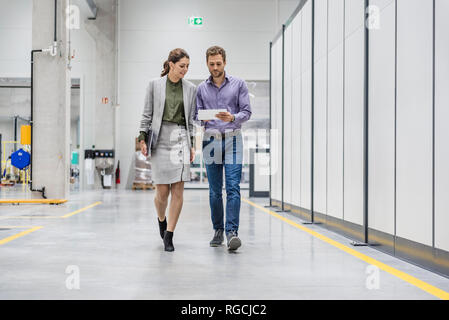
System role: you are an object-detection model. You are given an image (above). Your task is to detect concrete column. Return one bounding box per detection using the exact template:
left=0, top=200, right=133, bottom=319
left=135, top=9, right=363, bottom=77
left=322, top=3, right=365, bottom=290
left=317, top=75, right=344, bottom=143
left=85, top=0, right=117, bottom=150
left=32, top=0, right=70, bottom=199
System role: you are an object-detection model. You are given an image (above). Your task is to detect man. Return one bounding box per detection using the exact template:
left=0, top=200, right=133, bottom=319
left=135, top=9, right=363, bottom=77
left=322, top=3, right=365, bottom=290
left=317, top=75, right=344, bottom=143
left=195, top=46, right=252, bottom=251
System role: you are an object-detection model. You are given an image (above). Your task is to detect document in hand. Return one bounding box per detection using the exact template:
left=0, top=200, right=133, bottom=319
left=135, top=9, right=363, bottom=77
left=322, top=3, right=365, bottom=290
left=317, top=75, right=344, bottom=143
left=197, top=109, right=227, bottom=120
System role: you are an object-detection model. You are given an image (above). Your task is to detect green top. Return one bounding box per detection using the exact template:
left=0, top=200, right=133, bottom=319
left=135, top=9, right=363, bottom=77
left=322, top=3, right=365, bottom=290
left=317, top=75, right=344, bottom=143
left=162, top=77, right=186, bottom=125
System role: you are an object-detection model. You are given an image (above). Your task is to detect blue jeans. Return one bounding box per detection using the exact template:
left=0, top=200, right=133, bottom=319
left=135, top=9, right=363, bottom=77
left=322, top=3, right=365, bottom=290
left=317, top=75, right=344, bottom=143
left=203, top=134, right=243, bottom=234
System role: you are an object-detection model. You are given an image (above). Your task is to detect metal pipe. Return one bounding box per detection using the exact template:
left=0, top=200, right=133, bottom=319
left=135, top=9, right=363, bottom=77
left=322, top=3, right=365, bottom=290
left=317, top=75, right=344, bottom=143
left=363, top=0, right=370, bottom=244
left=269, top=42, right=272, bottom=207
left=54, top=0, right=57, bottom=42
left=310, top=0, right=315, bottom=223
left=14, top=116, right=18, bottom=152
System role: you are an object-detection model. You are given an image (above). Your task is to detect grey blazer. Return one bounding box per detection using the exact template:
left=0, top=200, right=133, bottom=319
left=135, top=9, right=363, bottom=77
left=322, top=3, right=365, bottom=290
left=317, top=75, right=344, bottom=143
left=139, top=75, right=197, bottom=150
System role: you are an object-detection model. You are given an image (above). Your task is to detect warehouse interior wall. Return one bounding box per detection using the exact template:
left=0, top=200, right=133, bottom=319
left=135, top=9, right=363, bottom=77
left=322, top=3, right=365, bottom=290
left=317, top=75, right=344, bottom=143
left=116, top=0, right=302, bottom=189
left=270, top=0, right=449, bottom=276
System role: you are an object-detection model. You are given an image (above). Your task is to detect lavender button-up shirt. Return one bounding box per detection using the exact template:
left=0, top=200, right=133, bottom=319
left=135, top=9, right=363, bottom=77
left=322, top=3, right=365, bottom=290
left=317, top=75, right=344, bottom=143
left=194, top=74, right=252, bottom=133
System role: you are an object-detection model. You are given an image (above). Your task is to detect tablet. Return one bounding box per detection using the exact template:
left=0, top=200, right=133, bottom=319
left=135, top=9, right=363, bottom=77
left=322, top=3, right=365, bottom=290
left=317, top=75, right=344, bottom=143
left=197, top=109, right=227, bottom=120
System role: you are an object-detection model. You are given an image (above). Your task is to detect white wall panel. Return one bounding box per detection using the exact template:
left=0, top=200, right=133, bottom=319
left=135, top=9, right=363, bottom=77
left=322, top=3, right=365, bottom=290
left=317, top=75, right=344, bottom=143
left=291, top=14, right=302, bottom=207
left=271, top=39, right=283, bottom=202
left=313, top=0, right=328, bottom=215
left=270, top=41, right=276, bottom=201
left=120, top=0, right=289, bottom=188
left=345, top=0, right=365, bottom=36
left=435, top=0, right=449, bottom=252
left=301, top=1, right=313, bottom=74
left=326, top=0, right=344, bottom=219
left=343, top=4, right=365, bottom=225
left=314, top=58, right=327, bottom=214
left=328, top=0, right=345, bottom=51
left=300, top=2, right=312, bottom=210
left=284, top=25, right=293, bottom=205
left=314, top=0, right=328, bottom=63
left=327, top=45, right=344, bottom=220
left=396, top=0, right=433, bottom=246
left=276, top=38, right=284, bottom=203
left=0, top=0, right=32, bottom=77
left=368, top=0, right=396, bottom=235
left=301, top=68, right=312, bottom=210
left=270, top=41, right=277, bottom=201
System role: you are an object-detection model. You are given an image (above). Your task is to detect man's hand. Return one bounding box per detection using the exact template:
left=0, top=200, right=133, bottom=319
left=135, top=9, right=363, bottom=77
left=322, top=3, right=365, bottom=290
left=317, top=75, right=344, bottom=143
left=140, top=140, right=148, bottom=157
left=216, top=111, right=235, bottom=123
left=190, top=148, right=195, bottom=163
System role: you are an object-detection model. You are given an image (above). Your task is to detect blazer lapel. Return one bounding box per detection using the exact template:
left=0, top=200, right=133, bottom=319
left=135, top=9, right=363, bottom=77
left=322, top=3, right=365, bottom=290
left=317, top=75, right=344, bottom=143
left=151, top=76, right=166, bottom=146
left=159, top=76, right=167, bottom=115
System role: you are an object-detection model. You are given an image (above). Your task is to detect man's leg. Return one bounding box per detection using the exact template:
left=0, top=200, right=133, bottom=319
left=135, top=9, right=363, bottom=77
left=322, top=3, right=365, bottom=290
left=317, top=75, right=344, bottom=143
left=224, top=134, right=243, bottom=250
left=205, top=162, right=224, bottom=230
left=203, top=138, right=225, bottom=231
left=224, top=164, right=242, bottom=233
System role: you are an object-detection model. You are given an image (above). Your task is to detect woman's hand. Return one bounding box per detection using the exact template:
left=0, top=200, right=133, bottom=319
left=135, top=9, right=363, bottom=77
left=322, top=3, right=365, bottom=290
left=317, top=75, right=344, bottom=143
left=140, top=140, right=148, bottom=157
left=190, top=148, right=195, bottom=163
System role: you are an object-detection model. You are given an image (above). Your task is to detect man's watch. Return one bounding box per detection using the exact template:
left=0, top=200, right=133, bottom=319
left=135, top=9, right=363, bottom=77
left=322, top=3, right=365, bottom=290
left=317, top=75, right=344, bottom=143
left=231, top=115, right=235, bottom=122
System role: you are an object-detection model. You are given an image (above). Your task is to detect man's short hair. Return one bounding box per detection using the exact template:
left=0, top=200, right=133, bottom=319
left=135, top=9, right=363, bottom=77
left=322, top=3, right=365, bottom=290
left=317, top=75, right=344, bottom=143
left=206, top=46, right=226, bottom=62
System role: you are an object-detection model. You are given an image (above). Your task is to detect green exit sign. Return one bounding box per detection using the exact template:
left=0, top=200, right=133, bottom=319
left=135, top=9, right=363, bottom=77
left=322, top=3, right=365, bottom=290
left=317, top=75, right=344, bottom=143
left=188, top=16, right=203, bottom=26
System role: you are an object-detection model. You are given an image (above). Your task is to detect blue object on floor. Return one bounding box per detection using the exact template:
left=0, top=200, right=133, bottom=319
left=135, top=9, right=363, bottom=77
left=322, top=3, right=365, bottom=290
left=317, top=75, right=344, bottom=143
left=11, top=148, right=31, bottom=170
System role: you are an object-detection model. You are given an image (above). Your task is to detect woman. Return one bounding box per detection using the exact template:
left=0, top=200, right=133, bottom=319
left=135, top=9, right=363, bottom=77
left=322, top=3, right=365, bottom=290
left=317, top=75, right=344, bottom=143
left=138, top=48, right=197, bottom=252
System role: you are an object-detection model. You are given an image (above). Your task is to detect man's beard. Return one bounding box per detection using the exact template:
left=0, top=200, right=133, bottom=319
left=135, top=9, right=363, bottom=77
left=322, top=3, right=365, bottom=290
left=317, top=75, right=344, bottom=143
left=211, top=70, right=224, bottom=78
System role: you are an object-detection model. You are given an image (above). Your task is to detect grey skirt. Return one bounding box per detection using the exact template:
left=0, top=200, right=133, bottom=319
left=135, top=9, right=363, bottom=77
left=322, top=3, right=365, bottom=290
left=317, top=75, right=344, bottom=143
left=151, top=121, right=191, bottom=185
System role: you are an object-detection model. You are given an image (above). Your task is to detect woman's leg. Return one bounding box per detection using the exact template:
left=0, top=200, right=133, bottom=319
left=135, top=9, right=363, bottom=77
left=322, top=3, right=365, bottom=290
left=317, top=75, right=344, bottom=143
left=167, top=181, right=184, bottom=232
left=154, top=184, right=170, bottom=222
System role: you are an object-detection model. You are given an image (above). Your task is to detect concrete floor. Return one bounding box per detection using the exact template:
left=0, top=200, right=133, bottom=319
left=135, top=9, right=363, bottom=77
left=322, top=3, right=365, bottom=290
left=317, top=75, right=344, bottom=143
left=1, top=187, right=449, bottom=300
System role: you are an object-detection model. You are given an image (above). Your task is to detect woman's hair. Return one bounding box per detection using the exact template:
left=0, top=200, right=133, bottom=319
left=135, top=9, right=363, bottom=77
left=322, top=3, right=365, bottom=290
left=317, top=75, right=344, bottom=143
left=161, top=48, right=190, bottom=77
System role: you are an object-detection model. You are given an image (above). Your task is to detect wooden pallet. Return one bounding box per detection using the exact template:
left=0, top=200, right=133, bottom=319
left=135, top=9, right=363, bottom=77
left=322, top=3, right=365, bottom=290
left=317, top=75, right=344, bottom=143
left=132, top=183, right=155, bottom=190
left=0, top=181, right=15, bottom=187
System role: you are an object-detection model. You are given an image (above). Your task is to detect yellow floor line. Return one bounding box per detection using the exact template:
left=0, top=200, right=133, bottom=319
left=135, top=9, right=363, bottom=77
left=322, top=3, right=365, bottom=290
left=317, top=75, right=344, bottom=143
left=0, top=226, right=43, bottom=246
left=0, top=199, right=67, bottom=204
left=0, top=202, right=103, bottom=220
left=0, top=216, right=61, bottom=219
left=0, top=226, right=40, bottom=228
left=242, top=197, right=449, bottom=300
left=0, top=201, right=102, bottom=246
left=61, top=201, right=102, bottom=218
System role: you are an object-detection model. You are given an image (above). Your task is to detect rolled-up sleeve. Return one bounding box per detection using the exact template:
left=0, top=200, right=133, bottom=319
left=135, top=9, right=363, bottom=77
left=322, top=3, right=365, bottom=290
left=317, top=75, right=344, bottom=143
left=233, top=80, right=252, bottom=125
left=194, top=87, right=205, bottom=126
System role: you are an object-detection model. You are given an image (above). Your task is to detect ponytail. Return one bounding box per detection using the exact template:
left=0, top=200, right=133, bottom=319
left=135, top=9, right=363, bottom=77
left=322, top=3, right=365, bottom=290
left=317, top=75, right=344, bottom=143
left=161, top=60, right=170, bottom=77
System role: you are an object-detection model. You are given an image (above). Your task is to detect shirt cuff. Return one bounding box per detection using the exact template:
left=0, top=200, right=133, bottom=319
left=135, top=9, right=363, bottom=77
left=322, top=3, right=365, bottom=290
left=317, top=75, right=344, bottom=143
left=233, top=113, right=241, bottom=125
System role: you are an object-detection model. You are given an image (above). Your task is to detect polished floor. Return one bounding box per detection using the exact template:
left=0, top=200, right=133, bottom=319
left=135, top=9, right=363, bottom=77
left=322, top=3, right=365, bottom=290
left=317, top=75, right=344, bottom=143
left=1, top=187, right=449, bottom=300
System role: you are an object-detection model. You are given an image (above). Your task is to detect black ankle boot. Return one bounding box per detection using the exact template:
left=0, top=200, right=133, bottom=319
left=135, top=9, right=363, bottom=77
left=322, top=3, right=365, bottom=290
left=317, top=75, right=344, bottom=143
left=158, top=218, right=167, bottom=239
left=163, top=231, right=175, bottom=252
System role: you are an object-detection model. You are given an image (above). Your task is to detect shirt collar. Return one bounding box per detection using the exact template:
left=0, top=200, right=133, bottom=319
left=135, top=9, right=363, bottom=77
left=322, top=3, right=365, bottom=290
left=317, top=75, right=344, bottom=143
left=207, top=72, right=230, bottom=86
